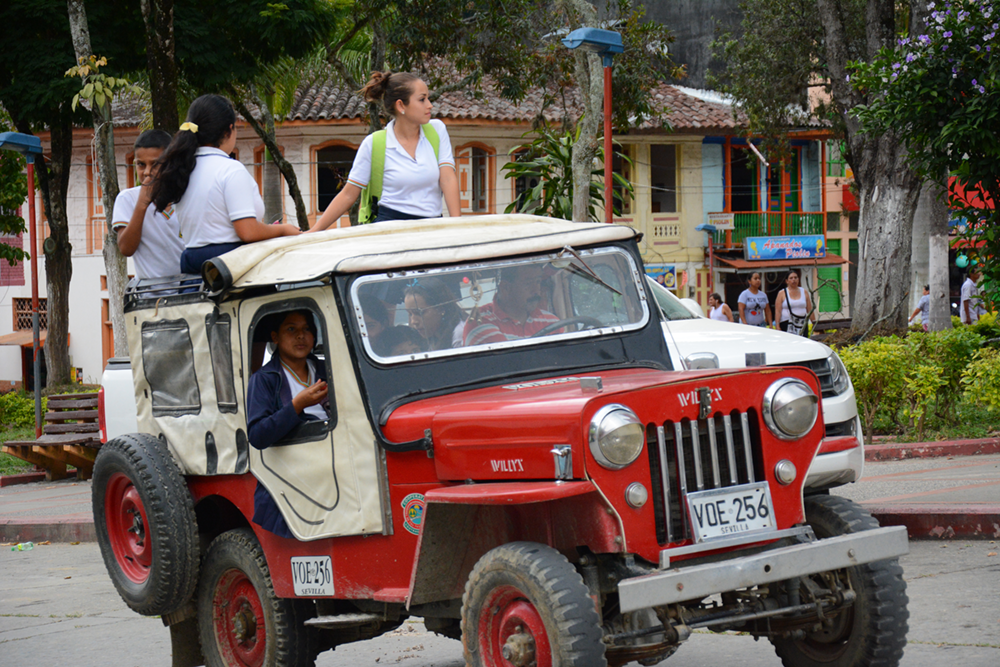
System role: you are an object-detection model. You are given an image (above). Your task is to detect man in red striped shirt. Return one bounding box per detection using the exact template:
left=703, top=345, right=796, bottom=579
left=463, top=263, right=561, bottom=346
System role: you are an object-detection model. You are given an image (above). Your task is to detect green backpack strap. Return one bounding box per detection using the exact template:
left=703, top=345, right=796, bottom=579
left=359, top=130, right=387, bottom=224
left=359, top=124, right=440, bottom=224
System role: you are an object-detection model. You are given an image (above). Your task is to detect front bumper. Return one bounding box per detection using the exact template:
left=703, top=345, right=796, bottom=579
left=617, top=525, right=909, bottom=612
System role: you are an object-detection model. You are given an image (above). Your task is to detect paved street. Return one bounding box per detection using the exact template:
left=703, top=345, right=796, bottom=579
left=2, top=540, right=997, bottom=666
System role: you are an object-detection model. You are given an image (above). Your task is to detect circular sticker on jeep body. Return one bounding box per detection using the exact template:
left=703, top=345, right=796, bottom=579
left=401, top=493, right=425, bottom=535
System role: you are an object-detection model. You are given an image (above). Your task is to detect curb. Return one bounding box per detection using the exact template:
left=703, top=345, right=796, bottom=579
left=0, top=470, right=78, bottom=487
left=1, top=519, right=96, bottom=544
left=867, top=504, right=1000, bottom=540
left=865, top=437, right=1000, bottom=462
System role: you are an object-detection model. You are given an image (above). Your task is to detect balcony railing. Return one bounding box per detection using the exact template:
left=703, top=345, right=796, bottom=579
left=711, top=212, right=824, bottom=247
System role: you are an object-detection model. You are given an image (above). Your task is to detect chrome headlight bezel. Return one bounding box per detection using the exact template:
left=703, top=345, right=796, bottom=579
left=589, top=404, right=645, bottom=470
left=828, top=352, right=851, bottom=395
left=762, top=378, right=819, bottom=441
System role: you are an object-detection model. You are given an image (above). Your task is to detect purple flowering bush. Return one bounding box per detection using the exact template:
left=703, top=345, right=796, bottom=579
left=851, top=0, right=999, bottom=303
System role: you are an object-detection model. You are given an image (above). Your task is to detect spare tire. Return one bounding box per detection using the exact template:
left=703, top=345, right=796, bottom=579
left=92, top=433, right=199, bottom=615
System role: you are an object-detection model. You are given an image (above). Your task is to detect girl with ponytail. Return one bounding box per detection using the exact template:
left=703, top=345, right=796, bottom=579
left=151, top=94, right=300, bottom=274
left=310, top=71, right=460, bottom=230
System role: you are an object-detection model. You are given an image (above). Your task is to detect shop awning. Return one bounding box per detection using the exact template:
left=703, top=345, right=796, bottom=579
left=0, top=330, right=48, bottom=347
left=715, top=254, right=848, bottom=271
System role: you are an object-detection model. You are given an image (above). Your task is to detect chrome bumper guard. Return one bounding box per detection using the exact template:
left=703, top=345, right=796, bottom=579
left=618, top=525, right=909, bottom=613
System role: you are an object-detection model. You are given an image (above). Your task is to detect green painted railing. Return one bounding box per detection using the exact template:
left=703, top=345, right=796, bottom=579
left=712, top=212, right=824, bottom=246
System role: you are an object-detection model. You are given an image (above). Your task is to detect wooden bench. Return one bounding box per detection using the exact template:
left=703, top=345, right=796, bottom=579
left=3, top=392, right=101, bottom=481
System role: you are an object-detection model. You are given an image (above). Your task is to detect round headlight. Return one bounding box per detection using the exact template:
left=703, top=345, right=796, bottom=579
left=828, top=352, right=850, bottom=395
left=763, top=379, right=819, bottom=440
left=589, top=404, right=645, bottom=469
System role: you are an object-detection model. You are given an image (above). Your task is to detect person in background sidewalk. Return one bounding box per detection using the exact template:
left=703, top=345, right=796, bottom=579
left=708, top=293, right=734, bottom=322
left=737, top=271, right=772, bottom=327
left=961, top=266, right=985, bottom=324
left=112, top=130, right=185, bottom=278
left=908, top=285, right=931, bottom=331
left=774, top=269, right=816, bottom=334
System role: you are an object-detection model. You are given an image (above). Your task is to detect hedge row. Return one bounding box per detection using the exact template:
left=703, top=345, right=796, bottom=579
left=838, top=313, right=1000, bottom=438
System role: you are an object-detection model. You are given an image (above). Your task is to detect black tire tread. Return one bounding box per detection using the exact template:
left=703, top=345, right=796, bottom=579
left=772, top=494, right=908, bottom=667
left=462, top=541, right=606, bottom=667
left=198, top=528, right=314, bottom=667
left=92, top=433, right=199, bottom=615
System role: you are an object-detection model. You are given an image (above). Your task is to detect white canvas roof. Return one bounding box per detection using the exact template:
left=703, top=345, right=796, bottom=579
left=204, top=215, right=638, bottom=292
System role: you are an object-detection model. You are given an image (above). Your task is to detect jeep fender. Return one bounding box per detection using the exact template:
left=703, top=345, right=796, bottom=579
left=407, top=481, right=624, bottom=608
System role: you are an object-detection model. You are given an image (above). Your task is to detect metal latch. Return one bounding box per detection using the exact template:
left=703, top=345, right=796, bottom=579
left=698, top=387, right=711, bottom=420
left=551, top=445, right=572, bottom=480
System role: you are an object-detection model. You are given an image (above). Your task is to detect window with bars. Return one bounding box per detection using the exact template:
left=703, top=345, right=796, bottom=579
left=13, top=297, right=47, bottom=330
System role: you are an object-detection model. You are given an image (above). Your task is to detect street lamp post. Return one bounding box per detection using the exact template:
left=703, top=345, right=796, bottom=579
left=0, top=132, right=45, bottom=437
left=561, top=27, right=623, bottom=224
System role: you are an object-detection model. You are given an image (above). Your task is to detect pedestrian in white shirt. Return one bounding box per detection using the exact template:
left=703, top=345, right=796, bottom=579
left=149, top=94, right=300, bottom=275
left=737, top=272, right=772, bottom=327
left=961, top=267, right=985, bottom=324
left=112, top=130, right=184, bottom=279
left=310, top=71, right=460, bottom=230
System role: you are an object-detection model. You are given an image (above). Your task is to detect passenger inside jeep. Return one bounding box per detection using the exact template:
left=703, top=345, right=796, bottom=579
left=246, top=309, right=330, bottom=537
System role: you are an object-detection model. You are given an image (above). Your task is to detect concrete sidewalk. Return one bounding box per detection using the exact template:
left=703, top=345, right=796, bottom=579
left=2, top=446, right=999, bottom=544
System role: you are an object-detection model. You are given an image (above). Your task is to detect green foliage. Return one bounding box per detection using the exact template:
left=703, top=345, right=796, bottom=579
left=851, top=0, right=1000, bottom=307
left=0, top=392, right=46, bottom=428
left=501, top=124, right=633, bottom=222
left=66, top=56, right=143, bottom=114
left=0, top=114, right=28, bottom=268
left=969, top=310, right=1000, bottom=341
left=838, top=327, right=998, bottom=437
left=175, top=0, right=341, bottom=93
left=838, top=338, right=911, bottom=437
left=962, top=347, right=1000, bottom=411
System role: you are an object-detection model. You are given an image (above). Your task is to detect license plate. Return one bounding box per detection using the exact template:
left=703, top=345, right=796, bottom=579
left=686, top=482, right=775, bottom=542
left=291, top=556, right=334, bottom=596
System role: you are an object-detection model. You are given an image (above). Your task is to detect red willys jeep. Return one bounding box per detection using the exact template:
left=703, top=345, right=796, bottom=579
left=93, top=215, right=909, bottom=667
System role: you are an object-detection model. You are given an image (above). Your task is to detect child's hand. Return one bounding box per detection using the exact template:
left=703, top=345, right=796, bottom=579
left=292, top=380, right=327, bottom=412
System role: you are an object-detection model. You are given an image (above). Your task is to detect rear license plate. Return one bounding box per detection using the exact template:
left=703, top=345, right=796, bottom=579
left=291, top=556, right=334, bottom=596
left=686, top=482, right=775, bottom=542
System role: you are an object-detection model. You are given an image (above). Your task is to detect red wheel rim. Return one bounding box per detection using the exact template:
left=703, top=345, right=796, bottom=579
left=212, top=568, right=267, bottom=667
left=478, top=584, right=553, bottom=667
left=104, top=472, right=152, bottom=584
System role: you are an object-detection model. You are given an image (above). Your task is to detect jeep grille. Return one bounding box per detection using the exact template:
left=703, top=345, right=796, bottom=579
left=646, top=411, right=763, bottom=545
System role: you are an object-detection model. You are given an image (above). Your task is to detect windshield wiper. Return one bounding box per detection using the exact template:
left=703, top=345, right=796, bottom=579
left=555, top=245, right=622, bottom=296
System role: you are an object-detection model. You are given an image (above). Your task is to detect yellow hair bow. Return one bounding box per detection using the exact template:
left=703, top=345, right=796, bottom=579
left=179, top=122, right=199, bottom=133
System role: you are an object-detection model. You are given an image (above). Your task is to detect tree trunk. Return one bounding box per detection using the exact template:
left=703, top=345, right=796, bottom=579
left=232, top=96, right=310, bottom=231
left=139, top=0, right=179, bottom=131
left=817, top=0, right=923, bottom=334
left=25, top=111, right=74, bottom=386
left=559, top=0, right=603, bottom=222
left=67, top=0, right=128, bottom=358
left=910, top=182, right=930, bottom=310
left=926, top=177, right=952, bottom=331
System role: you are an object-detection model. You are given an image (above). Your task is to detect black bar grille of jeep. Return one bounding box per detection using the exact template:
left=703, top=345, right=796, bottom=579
left=646, top=410, right=764, bottom=545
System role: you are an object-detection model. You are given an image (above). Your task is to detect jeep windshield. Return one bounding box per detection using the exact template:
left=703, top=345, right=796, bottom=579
left=350, top=246, right=650, bottom=364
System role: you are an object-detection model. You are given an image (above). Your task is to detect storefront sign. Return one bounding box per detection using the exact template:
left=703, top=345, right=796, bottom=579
left=646, top=264, right=677, bottom=289
left=745, top=235, right=826, bottom=261
left=706, top=212, right=735, bottom=230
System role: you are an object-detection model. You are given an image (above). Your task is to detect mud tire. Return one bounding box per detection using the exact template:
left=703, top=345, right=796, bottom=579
left=92, top=433, right=199, bottom=615
left=462, top=541, right=605, bottom=667
left=198, top=528, right=314, bottom=667
left=771, top=494, right=908, bottom=667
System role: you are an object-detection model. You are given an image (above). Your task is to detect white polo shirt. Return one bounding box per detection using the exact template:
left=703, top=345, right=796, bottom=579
left=346, top=119, right=455, bottom=217
left=112, top=186, right=185, bottom=278
left=174, top=147, right=264, bottom=248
